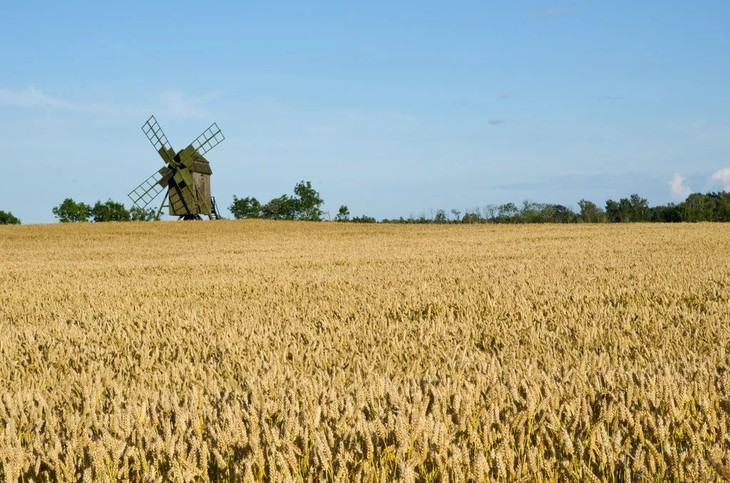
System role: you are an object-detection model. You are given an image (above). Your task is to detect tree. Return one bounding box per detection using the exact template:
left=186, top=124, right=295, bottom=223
left=229, top=196, right=262, bottom=219
left=496, top=203, right=518, bottom=222
left=678, top=192, right=730, bottom=222
left=649, top=204, right=681, bottom=222
left=52, top=198, right=91, bottom=223
left=605, top=199, right=621, bottom=223
left=542, top=204, right=577, bottom=223
left=232, top=180, right=324, bottom=222
left=434, top=209, right=447, bottom=223
left=91, top=200, right=130, bottom=222
left=0, top=210, right=20, bottom=225
left=261, top=195, right=299, bottom=220
left=335, top=205, right=350, bottom=222
left=626, top=194, right=650, bottom=222
left=462, top=211, right=482, bottom=224
left=578, top=199, right=606, bottom=223
left=293, top=181, right=324, bottom=221
left=130, top=206, right=160, bottom=221
left=351, top=215, right=376, bottom=223
left=519, top=201, right=546, bottom=223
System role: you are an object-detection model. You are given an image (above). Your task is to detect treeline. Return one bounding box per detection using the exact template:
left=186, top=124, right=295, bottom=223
left=3, top=184, right=730, bottom=225
left=51, top=199, right=158, bottom=223
left=341, top=192, right=730, bottom=224
left=229, top=181, right=324, bottom=221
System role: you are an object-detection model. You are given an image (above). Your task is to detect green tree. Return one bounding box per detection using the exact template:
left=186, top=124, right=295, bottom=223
left=605, top=199, right=621, bottom=222
left=261, top=195, right=298, bottom=220
left=496, top=203, right=518, bottom=222
left=542, top=204, right=577, bottom=223
left=293, top=181, right=324, bottom=221
left=434, top=209, right=447, bottom=223
left=229, top=196, right=262, bottom=219
left=678, top=192, right=730, bottom=222
left=462, top=211, right=482, bottom=224
left=578, top=199, right=606, bottom=223
left=649, top=204, right=681, bottom=222
left=130, top=206, right=160, bottom=221
left=91, top=200, right=131, bottom=222
left=233, top=180, right=324, bottom=221
left=52, top=198, right=91, bottom=223
left=0, top=210, right=21, bottom=225
left=335, top=205, right=350, bottom=222
left=351, top=215, right=376, bottom=223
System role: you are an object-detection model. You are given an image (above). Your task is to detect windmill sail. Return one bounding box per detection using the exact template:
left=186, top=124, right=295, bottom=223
left=128, top=169, right=166, bottom=209
left=131, top=114, right=224, bottom=219
left=142, top=116, right=175, bottom=164
left=191, top=123, right=225, bottom=155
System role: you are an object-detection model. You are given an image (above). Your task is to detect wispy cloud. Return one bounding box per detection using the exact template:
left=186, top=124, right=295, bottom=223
left=669, top=173, right=692, bottom=199
left=0, top=85, right=222, bottom=121
left=488, top=118, right=512, bottom=126
left=451, top=100, right=473, bottom=109
left=499, top=93, right=514, bottom=100
left=711, top=167, right=730, bottom=190
left=0, top=86, right=76, bottom=109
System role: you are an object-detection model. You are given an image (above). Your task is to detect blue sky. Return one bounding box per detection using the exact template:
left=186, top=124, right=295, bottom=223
left=1, top=1, right=729, bottom=223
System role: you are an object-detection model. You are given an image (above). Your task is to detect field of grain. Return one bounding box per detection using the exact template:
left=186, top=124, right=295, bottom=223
left=1, top=221, right=729, bottom=481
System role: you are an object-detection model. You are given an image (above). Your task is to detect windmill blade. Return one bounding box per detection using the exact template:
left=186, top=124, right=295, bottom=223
left=168, top=168, right=209, bottom=215
left=191, top=122, right=225, bottom=155
left=173, top=165, right=195, bottom=188
left=142, top=115, right=175, bottom=164
left=128, top=169, right=166, bottom=209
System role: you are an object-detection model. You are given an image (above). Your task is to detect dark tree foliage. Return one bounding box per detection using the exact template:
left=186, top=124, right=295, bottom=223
left=261, top=195, right=299, bottom=220
left=678, top=192, right=730, bottom=222
left=229, top=196, right=262, bottom=219
left=231, top=181, right=324, bottom=221
left=335, top=205, right=350, bottom=222
left=130, top=206, right=160, bottom=221
left=604, top=194, right=650, bottom=222
left=52, top=198, right=92, bottom=223
left=91, top=200, right=131, bottom=222
left=578, top=199, right=606, bottom=223
left=0, top=210, right=21, bottom=225
left=351, top=215, right=376, bottom=223
left=293, top=181, right=324, bottom=221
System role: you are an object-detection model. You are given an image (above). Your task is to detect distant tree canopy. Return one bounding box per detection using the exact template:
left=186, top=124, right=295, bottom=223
left=52, top=198, right=92, bottom=223
left=130, top=206, right=161, bottom=222
left=335, top=205, right=350, bottom=222
left=377, top=191, right=730, bottom=224
left=52, top=198, right=158, bottom=223
left=0, top=210, right=21, bottom=225
left=91, top=200, right=131, bottom=222
left=230, top=181, right=325, bottom=221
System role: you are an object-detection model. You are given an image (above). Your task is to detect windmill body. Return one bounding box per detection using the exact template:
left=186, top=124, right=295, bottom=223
left=129, top=116, right=224, bottom=220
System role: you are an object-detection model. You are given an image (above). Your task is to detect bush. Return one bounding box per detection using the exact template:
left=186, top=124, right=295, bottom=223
left=0, top=210, right=20, bottom=225
left=130, top=206, right=160, bottom=221
left=92, top=200, right=131, bottom=222
left=52, top=198, right=92, bottom=223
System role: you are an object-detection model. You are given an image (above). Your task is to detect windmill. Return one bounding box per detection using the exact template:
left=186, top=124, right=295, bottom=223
left=128, top=115, right=225, bottom=220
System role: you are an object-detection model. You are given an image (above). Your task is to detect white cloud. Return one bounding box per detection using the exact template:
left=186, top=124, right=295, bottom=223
left=0, top=86, right=76, bottom=109
left=711, top=167, right=730, bottom=190
left=669, top=173, right=691, bottom=199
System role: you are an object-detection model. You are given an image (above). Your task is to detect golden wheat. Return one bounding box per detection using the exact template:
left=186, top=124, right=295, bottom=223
left=1, top=221, right=729, bottom=481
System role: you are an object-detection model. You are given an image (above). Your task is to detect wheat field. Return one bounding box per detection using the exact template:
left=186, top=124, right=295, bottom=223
left=1, top=221, right=729, bottom=481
